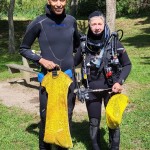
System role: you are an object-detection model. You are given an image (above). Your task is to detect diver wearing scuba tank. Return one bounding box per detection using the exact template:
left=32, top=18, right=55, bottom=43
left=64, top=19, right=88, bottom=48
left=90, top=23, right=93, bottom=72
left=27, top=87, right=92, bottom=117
left=75, top=29, right=131, bottom=87
left=74, top=11, right=132, bottom=150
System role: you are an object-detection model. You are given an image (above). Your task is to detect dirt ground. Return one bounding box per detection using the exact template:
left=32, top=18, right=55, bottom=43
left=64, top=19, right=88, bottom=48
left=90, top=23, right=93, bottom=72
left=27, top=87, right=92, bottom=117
left=0, top=74, right=128, bottom=118
left=0, top=77, right=87, bottom=116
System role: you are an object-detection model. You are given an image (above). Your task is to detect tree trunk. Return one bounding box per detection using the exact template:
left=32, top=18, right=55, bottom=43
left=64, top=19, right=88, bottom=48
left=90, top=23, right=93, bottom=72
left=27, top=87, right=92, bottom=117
left=8, top=0, right=15, bottom=53
left=70, top=0, right=78, bottom=16
left=106, top=0, right=116, bottom=33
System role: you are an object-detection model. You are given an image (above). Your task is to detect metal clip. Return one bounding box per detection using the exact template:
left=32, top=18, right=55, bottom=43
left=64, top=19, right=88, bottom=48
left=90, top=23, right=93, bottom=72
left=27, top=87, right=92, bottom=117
left=52, top=70, right=58, bottom=77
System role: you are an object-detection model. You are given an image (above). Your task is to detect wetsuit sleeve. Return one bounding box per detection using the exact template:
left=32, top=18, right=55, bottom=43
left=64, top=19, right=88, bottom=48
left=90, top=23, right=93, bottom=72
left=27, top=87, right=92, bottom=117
left=117, top=42, right=132, bottom=85
left=74, top=47, right=83, bottom=66
left=73, top=21, right=80, bottom=49
left=19, top=20, right=42, bottom=62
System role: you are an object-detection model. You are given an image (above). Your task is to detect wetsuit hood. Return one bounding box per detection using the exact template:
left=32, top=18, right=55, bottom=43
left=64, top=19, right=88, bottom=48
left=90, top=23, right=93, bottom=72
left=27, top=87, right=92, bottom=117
left=86, top=24, right=110, bottom=52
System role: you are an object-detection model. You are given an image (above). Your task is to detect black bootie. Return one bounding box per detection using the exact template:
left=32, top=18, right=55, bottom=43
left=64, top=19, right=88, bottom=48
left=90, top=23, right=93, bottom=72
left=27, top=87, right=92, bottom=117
left=108, top=127, right=120, bottom=150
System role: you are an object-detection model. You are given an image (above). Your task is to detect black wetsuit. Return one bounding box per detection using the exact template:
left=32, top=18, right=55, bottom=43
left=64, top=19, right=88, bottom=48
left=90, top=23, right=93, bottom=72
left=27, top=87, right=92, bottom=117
left=74, top=27, right=131, bottom=150
left=20, top=5, right=80, bottom=150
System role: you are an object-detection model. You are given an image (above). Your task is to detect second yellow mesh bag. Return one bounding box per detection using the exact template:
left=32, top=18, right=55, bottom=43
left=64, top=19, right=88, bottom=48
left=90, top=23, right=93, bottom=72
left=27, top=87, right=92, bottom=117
left=106, top=94, right=129, bottom=129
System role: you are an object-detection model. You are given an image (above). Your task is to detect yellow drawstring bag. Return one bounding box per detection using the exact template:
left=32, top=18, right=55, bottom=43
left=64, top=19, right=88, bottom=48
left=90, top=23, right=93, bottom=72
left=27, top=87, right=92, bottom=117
left=41, top=71, right=73, bottom=148
left=106, top=94, right=129, bottom=129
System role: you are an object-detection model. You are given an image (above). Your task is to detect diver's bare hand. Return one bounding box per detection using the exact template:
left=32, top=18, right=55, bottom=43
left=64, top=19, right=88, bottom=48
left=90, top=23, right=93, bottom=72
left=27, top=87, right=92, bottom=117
left=112, top=82, right=123, bottom=93
left=39, top=58, right=56, bottom=70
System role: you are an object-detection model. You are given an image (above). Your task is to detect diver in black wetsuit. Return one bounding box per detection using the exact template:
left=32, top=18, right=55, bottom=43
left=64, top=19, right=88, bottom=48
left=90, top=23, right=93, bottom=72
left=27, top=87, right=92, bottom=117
left=20, top=0, right=80, bottom=149
left=74, top=11, right=132, bottom=150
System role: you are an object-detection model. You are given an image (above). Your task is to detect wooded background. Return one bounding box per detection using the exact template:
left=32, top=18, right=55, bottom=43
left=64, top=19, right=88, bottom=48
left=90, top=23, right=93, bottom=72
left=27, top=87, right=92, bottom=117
left=1, top=0, right=149, bottom=18
left=0, top=0, right=149, bottom=53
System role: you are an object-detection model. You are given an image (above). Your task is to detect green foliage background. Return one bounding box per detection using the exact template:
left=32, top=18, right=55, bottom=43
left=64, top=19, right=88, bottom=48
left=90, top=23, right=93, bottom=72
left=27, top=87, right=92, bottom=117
left=14, top=0, right=45, bottom=18
left=0, top=0, right=149, bottom=19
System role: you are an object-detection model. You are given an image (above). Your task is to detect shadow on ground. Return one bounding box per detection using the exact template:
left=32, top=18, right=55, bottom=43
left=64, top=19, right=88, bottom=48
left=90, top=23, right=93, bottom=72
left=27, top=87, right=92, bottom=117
left=72, top=120, right=108, bottom=150
left=122, top=16, right=150, bottom=48
left=25, top=120, right=109, bottom=150
left=140, top=56, right=150, bottom=65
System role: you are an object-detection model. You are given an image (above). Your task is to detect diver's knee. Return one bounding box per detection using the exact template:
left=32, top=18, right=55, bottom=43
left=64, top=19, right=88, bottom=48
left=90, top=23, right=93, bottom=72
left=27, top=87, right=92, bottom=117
left=89, top=118, right=99, bottom=140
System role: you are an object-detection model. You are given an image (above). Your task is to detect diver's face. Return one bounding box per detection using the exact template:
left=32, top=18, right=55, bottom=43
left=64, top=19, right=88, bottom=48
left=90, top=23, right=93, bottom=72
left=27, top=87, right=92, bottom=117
left=47, top=0, right=66, bottom=15
left=89, top=16, right=105, bottom=35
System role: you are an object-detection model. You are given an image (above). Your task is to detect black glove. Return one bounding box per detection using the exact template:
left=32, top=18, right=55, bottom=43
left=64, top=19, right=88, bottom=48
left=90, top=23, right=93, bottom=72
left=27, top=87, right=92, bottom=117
left=76, top=87, right=89, bottom=103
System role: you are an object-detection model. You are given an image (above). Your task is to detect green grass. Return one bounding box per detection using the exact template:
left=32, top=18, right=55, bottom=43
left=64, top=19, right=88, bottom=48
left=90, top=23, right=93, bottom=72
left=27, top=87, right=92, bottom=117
left=120, top=89, right=150, bottom=149
left=0, top=104, right=39, bottom=150
left=115, top=16, right=150, bottom=150
left=0, top=53, right=22, bottom=80
left=0, top=20, right=40, bottom=80
left=0, top=16, right=150, bottom=149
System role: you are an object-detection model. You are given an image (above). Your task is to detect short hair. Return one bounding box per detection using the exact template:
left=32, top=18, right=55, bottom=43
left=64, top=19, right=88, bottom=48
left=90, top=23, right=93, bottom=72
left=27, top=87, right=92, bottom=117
left=88, top=11, right=105, bottom=22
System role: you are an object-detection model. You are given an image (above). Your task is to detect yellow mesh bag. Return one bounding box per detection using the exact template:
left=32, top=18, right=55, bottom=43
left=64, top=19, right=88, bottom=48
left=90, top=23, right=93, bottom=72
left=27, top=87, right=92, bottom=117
left=106, top=94, right=129, bottom=129
left=41, top=71, right=73, bottom=148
